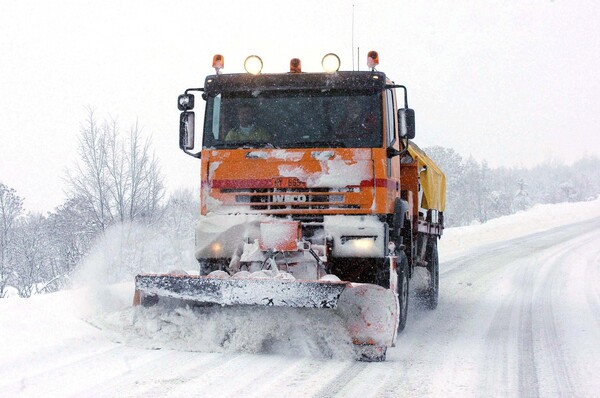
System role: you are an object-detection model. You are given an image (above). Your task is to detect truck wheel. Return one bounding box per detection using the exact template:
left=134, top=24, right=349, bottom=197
left=198, top=258, right=230, bottom=276
left=141, top=293, right=159, bottom=308
left=422, top=239, right=439, bottom=310
left=397, top=252, right=409, bottom=332
left=355, top=345, right=387, bottom=362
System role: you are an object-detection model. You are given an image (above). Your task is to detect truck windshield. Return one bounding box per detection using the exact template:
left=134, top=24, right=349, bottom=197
left=202, top=90, right=383, bottom=149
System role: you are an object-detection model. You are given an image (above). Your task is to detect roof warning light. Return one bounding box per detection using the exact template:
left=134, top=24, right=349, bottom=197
left=212, top=54, right=224, bottom=74
left=290, top=58, right=302, bottom=73
left=367, top=51, right=379, bottom=70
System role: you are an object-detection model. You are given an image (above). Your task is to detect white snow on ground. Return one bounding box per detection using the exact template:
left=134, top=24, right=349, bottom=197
left=102, top=305, right=355, bottom=360
left=1, top=198, right=600, bottom=397
left=439, top=197, right=600, bottom=259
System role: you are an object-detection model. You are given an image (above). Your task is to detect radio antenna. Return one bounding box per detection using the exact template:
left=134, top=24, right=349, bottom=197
left=351, top=4, right=355, bottom=71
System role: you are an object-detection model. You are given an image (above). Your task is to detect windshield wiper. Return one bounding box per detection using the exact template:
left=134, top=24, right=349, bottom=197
left=225, top=142, right=276, bottom=149
left=288, top=141, right=346, bottom=148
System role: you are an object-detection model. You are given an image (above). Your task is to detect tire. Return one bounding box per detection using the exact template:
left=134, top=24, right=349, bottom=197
left=422, top=239, right=439, bottom=310
left=141, top=293, right=159, bottom=308
left=198, top=258, right=230, bottom=276
left=392, top=199, right=408, bottom=247
left=397, top=251, right=410, bottom=332
left=355, top=345, right=387, bottom=362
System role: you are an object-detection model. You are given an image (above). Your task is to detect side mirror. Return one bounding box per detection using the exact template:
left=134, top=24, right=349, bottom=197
left=179, top=111, right=195, bottom=150
left=398, top=108, right=416, bottom=139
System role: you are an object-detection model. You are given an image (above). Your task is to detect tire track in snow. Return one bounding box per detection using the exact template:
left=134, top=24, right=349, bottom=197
left=312, top=361, right=368, bottom=398
left=476, top=221, right=600, bottom=397
left=220, top=356, right=306, bottom=397
left=369, top=219, right=600, bottom=397
left=245, top=358, right=328, bottom=398
left=585, top=250, right=600, bottom=330
left=81, top=351, right=236, bottom=398
left=482, top=263, right=539, bottom=397
left=532, top=233, right=600, bottom=397
left=1, top=345, right=146, bottom=397
left=0, top=341, right=120, bottom=389
left=393, top=237, right=538, bottom=396
left=335, top=363, right=397, bottom=398
left=163, top=354, right=293, bottom=397
left=516, top=265, right=540, bottom=397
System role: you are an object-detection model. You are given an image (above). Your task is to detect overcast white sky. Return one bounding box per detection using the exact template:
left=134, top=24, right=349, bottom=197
left=1, top=0, right=599, bottom=212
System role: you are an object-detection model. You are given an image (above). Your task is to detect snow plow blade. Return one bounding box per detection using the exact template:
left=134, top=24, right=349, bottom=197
left=133, top=274, right=399, bottom=360
left=134, top=274, right=347, bottom=308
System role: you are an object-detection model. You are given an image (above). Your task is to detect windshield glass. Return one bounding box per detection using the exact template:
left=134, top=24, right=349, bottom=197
left=202, top=90, right=383, bottom=149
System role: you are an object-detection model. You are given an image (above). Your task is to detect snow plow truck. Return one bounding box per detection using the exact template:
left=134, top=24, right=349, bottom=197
left=134, top=52, right=446, bottom=361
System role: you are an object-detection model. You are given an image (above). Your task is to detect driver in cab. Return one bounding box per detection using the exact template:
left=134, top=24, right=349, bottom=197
left=225, top=104, right=270, bottom=142
left=336, top=99, right=377, bottom=140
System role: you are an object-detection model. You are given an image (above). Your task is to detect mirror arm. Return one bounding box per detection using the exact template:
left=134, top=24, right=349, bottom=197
left=389, top=139, right=410, bottom=157
left=183, top=149, right=202, bottom=159
left=387, top=138, right=411, bottom=158
left=387, top=146, right=401, bottom=158
left=385, top=84, right=408, bottom=108
left=400, top=137, right=410, bottom=155
left=185, top=87, right=204, bottom=95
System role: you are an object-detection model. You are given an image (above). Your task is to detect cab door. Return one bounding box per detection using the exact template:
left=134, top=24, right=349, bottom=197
left=385, top=88, right=401, bottom=203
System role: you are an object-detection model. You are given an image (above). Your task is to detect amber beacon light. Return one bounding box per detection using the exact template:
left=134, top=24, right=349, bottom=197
left=290, top=58, right=302, bottom=73
left=212, top=54, right=224, bottom=74
left=367, top=51, right=379, bottom=70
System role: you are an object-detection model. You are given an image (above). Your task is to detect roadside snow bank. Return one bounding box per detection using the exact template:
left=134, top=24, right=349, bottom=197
left=439, top=198, right=600, bottom=259
left=0, top=288, right=108, bottom=371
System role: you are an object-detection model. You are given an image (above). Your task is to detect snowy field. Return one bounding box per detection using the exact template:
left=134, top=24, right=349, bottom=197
left=1, top=199, right=600, bottom=397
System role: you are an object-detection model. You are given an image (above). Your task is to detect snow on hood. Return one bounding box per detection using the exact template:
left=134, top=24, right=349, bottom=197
left=279, top=157, right=371, bottom=188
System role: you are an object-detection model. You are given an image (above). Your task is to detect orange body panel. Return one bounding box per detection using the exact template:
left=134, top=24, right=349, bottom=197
left=199, top=147, right=406, bottom=216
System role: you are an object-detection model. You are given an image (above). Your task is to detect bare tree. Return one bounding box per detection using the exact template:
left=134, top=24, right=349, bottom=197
left=105, top=118, right=128, bottom=223
left=124, top=121, right=164, bottom=222
left=0, top=182, right=23, bottom=297
left=67, top=108, right=111, bottom=231
left=66, top=109, right=164, bottom=231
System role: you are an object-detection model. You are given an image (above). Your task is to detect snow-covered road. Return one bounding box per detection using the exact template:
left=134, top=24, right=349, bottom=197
left=2, top=215, right=600, bottom=397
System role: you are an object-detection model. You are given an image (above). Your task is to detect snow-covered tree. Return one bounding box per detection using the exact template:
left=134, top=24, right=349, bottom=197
left=424, top=146, right=466, bottom=226
left=10, top=214, right=51, bottom=297
left=43, top=196, right=97, bottom=291
left=513, top=178, right=532, bottom=211
left=423, top=147, right=600, bottom=227
left=0, top=183, right=23, bottom=297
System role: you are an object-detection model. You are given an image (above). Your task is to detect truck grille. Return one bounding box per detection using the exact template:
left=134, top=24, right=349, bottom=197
left=220, top=187, right=361, bottom=210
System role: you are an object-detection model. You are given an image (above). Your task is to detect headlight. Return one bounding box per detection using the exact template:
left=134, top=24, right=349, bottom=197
left=210, top=242, right=222, bottom=255
left=322, top=53, right=341, bottom=72
left=341, top=236, right=377, bottom=252
left=244, top=55, right=263, bottom=75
